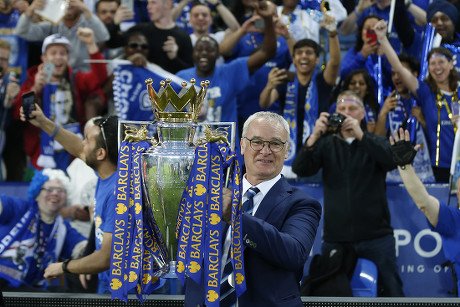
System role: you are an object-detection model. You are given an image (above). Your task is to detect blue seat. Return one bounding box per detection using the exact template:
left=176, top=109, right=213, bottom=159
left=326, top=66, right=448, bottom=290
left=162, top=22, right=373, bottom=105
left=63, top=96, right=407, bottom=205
left=350, top=258, right=378, bottom=297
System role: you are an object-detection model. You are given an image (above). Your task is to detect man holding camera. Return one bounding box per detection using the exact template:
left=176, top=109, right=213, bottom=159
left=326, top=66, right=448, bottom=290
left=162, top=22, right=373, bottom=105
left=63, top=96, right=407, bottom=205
left=292, top=90, right=404, bottom=297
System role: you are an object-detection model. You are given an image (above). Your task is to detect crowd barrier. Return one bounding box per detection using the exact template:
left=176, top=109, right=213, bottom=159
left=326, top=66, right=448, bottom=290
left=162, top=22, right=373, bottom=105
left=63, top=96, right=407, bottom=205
left=0, top=181, right=458, bottom=299
left=3, top=293, right=460, bottom=306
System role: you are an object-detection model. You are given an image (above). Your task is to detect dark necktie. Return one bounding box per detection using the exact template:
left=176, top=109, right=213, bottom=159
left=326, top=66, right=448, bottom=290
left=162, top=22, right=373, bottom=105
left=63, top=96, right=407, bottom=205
left=220, top=187, right=260, bottom=306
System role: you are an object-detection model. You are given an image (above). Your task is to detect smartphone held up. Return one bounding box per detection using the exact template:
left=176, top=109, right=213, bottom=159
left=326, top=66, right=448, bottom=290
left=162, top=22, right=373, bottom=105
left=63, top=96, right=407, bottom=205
left=366, top=29, right=377, bottom=44
left=22, top=91, right=36, bottom=120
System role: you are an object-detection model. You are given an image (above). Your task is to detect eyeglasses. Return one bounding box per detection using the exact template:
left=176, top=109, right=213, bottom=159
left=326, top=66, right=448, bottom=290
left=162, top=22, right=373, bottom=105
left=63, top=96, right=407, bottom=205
left=243, top=137, right=286, bottom=153
left=128, top=43, right=149, bottom=50
left=98, top=117, right=109, bottom=153
left=41, top=187, right=65, bottom=194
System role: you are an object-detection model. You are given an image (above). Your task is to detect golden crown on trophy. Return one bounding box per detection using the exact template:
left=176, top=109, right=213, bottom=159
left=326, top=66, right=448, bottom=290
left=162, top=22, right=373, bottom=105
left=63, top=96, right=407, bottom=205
left=145, top=78, right=210, bottom=123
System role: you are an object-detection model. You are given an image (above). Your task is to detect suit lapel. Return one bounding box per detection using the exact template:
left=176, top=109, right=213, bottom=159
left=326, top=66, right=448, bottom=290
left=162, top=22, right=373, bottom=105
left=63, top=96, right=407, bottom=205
left=254, top=177, right=292, bottom=221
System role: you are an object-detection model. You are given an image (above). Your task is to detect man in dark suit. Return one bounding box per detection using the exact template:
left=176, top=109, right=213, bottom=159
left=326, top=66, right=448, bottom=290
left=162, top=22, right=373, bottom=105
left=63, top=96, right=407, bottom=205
left=186, top=111, right=322, bottom=306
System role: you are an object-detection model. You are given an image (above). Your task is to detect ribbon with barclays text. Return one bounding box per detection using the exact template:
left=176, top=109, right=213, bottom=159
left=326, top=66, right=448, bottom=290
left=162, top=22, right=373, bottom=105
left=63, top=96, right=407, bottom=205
left=109, top=140, right=164, bottom=302
left=176, top=141, right=243, bottom=306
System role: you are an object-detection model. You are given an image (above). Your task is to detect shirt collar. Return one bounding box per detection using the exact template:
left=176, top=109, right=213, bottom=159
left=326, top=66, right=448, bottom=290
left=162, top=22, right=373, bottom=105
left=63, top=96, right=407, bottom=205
left=242, top=174, right=282, bottom=199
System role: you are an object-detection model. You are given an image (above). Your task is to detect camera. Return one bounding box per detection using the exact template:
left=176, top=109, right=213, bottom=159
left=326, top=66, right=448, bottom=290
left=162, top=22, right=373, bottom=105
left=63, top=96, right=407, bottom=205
left=328, top=112, right=346, bottom=129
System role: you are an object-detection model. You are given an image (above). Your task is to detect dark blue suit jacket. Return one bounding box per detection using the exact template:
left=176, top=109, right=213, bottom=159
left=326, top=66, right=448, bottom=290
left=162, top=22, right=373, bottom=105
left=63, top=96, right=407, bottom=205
left=185, top=176, right=322, bottom=307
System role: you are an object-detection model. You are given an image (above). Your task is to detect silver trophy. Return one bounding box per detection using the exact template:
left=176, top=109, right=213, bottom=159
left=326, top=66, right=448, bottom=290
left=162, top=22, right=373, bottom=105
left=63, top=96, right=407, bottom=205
left=141, top=78, right=209, bottom=277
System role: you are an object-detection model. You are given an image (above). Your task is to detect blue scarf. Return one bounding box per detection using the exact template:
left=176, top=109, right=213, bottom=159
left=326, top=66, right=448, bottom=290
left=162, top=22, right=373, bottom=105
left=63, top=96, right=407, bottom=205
left=37, top=83, right=80, bottom=169
left=283, top=71, right=318, bottom=168
left=0, top=201, right=65, bottom=288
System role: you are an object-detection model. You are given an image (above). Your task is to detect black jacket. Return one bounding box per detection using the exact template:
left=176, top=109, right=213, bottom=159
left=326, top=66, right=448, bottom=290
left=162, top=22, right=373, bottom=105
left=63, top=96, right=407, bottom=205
left=292, top=132, right=397, bottom=242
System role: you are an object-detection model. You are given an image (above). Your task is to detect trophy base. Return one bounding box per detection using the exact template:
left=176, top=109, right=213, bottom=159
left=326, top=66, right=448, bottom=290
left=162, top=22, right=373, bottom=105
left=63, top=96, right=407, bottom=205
left=162, top=261, right=178, bottom=279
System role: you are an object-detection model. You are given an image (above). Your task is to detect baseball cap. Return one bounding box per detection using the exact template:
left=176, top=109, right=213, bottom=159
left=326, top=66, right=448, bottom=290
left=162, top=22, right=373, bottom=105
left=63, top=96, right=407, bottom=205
left=41, top=33, right=71, bottom=54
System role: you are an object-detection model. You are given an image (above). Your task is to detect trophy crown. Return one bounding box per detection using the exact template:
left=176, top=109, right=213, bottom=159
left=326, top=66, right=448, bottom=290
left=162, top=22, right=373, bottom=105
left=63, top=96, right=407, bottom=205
left=145, top=78, right=210, bottom=123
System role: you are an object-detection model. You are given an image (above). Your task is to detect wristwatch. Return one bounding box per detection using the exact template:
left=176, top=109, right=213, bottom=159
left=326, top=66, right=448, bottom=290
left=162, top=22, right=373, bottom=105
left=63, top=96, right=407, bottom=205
left=62, top=259, right=72, bottom=273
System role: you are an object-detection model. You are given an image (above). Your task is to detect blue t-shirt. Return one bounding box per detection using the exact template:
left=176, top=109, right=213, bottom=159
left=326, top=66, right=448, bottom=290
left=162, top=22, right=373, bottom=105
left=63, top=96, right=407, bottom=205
left=0, top=195, right=85, bottom=288
left=432, top=201, right=460, bottom=295
left=229, top=33, right=292, bottom=118
left=416, top=82, right=455, bottom=169
left=94, top=171, right=117, bottom=292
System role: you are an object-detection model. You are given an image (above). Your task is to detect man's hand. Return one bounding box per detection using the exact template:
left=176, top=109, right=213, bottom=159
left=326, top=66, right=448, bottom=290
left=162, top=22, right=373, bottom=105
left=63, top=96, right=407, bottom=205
left=380, top=90, right=399, bottom=116
left=44, top=262, right=64, bottom=280
left=114, top=5, right=135, bottom=25
left=222, top=187, right=233, bottom=224
left=266, top=67, right=288, bottom=89
left=127, top=53, right=147, bottom=67
left=79, top=274, right=92, bottom=289
left=274, top=18, right=289, bottom=38
left=341, top=115, right=364, bottom=140
left=163, top=36, right=178, bottom=60
left=68, top=0, right=90, bottom=16
left=306, top=112, right=329, bottom=147
left=77, top=27, right=98, bottom=53
left=19, top=101, right=48, bottom=128
left=321, top=14, right=337, bottom=33
left=389, top=128, right=419, bottom=168
left=77, top=27, right=95, bottom=46
left=356, top=0, right=374, bottom=15
left=411, top=106, right=426, bottom=127
left=33, top=63, right=48, bottom=93
left=14, top=0, right=30, bottom=13
left=4, top=82, right=20, bottom=108
left=254, top=0, right=272, bottom=20
left=26, top=0, right=45, bottom=17
left=361, top=37, right=379, bottom=57
left=373, top=19, right=388, bottom=42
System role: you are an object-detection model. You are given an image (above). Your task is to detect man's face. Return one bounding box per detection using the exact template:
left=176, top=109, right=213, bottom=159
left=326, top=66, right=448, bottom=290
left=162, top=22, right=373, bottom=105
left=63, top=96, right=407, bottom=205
left=97, top=1, right=118, bottom=24
left=82, top=122, right=102, bottom=170
left=147, top=0, right=170, bottom=23
left=193, top=38, right=218, bottom=75
left=293, top=46, right=319, bottom=75
left=0, top=48, right=10, bottom=76
left=336, top=95, right=365, bottom=121
left=392, top=62, right=417, bottom=94
left=241, top=118, right=288, bottom=185
left=0, top=0, right=13, bottom=15
left=65, top=0, right=83, bottom=20
left=124, top=34, right=149, bottom=58
left=282, top=0, right=298, bottom=10
left=41, top=44, right=69, bottom=79
left=431, top=12, right=455, bottom=42
left=190, top=5, right=212, bottom=35
left=35, top=179, right=67, bottom=217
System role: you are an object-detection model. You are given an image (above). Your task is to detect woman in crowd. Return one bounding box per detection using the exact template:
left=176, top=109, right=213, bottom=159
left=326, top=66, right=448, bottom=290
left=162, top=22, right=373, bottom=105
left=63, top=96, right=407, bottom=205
left=331, top=69, right=379, bottom=133
left=339, top=14, right=390, bottom=88
left=375, top=20, right=459, bottom=182
left=0, top=169, right=86, bottom=290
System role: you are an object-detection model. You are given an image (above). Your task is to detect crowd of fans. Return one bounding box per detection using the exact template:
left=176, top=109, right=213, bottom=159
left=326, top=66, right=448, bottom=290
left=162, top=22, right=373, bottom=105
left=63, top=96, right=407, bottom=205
left=0, top=0, right=460, bottom=297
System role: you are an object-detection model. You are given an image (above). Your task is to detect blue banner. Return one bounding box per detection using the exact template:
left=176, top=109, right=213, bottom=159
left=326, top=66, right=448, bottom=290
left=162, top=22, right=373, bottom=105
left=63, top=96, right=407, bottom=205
left=112, top=63, right=184, bottom=121
left=297, top=182, right=457, bottom=297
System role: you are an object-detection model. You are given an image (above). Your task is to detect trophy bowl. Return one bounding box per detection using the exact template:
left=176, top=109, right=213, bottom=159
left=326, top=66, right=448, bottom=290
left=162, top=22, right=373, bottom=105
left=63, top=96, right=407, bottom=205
left=142, top=121, right=197, bottom=277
